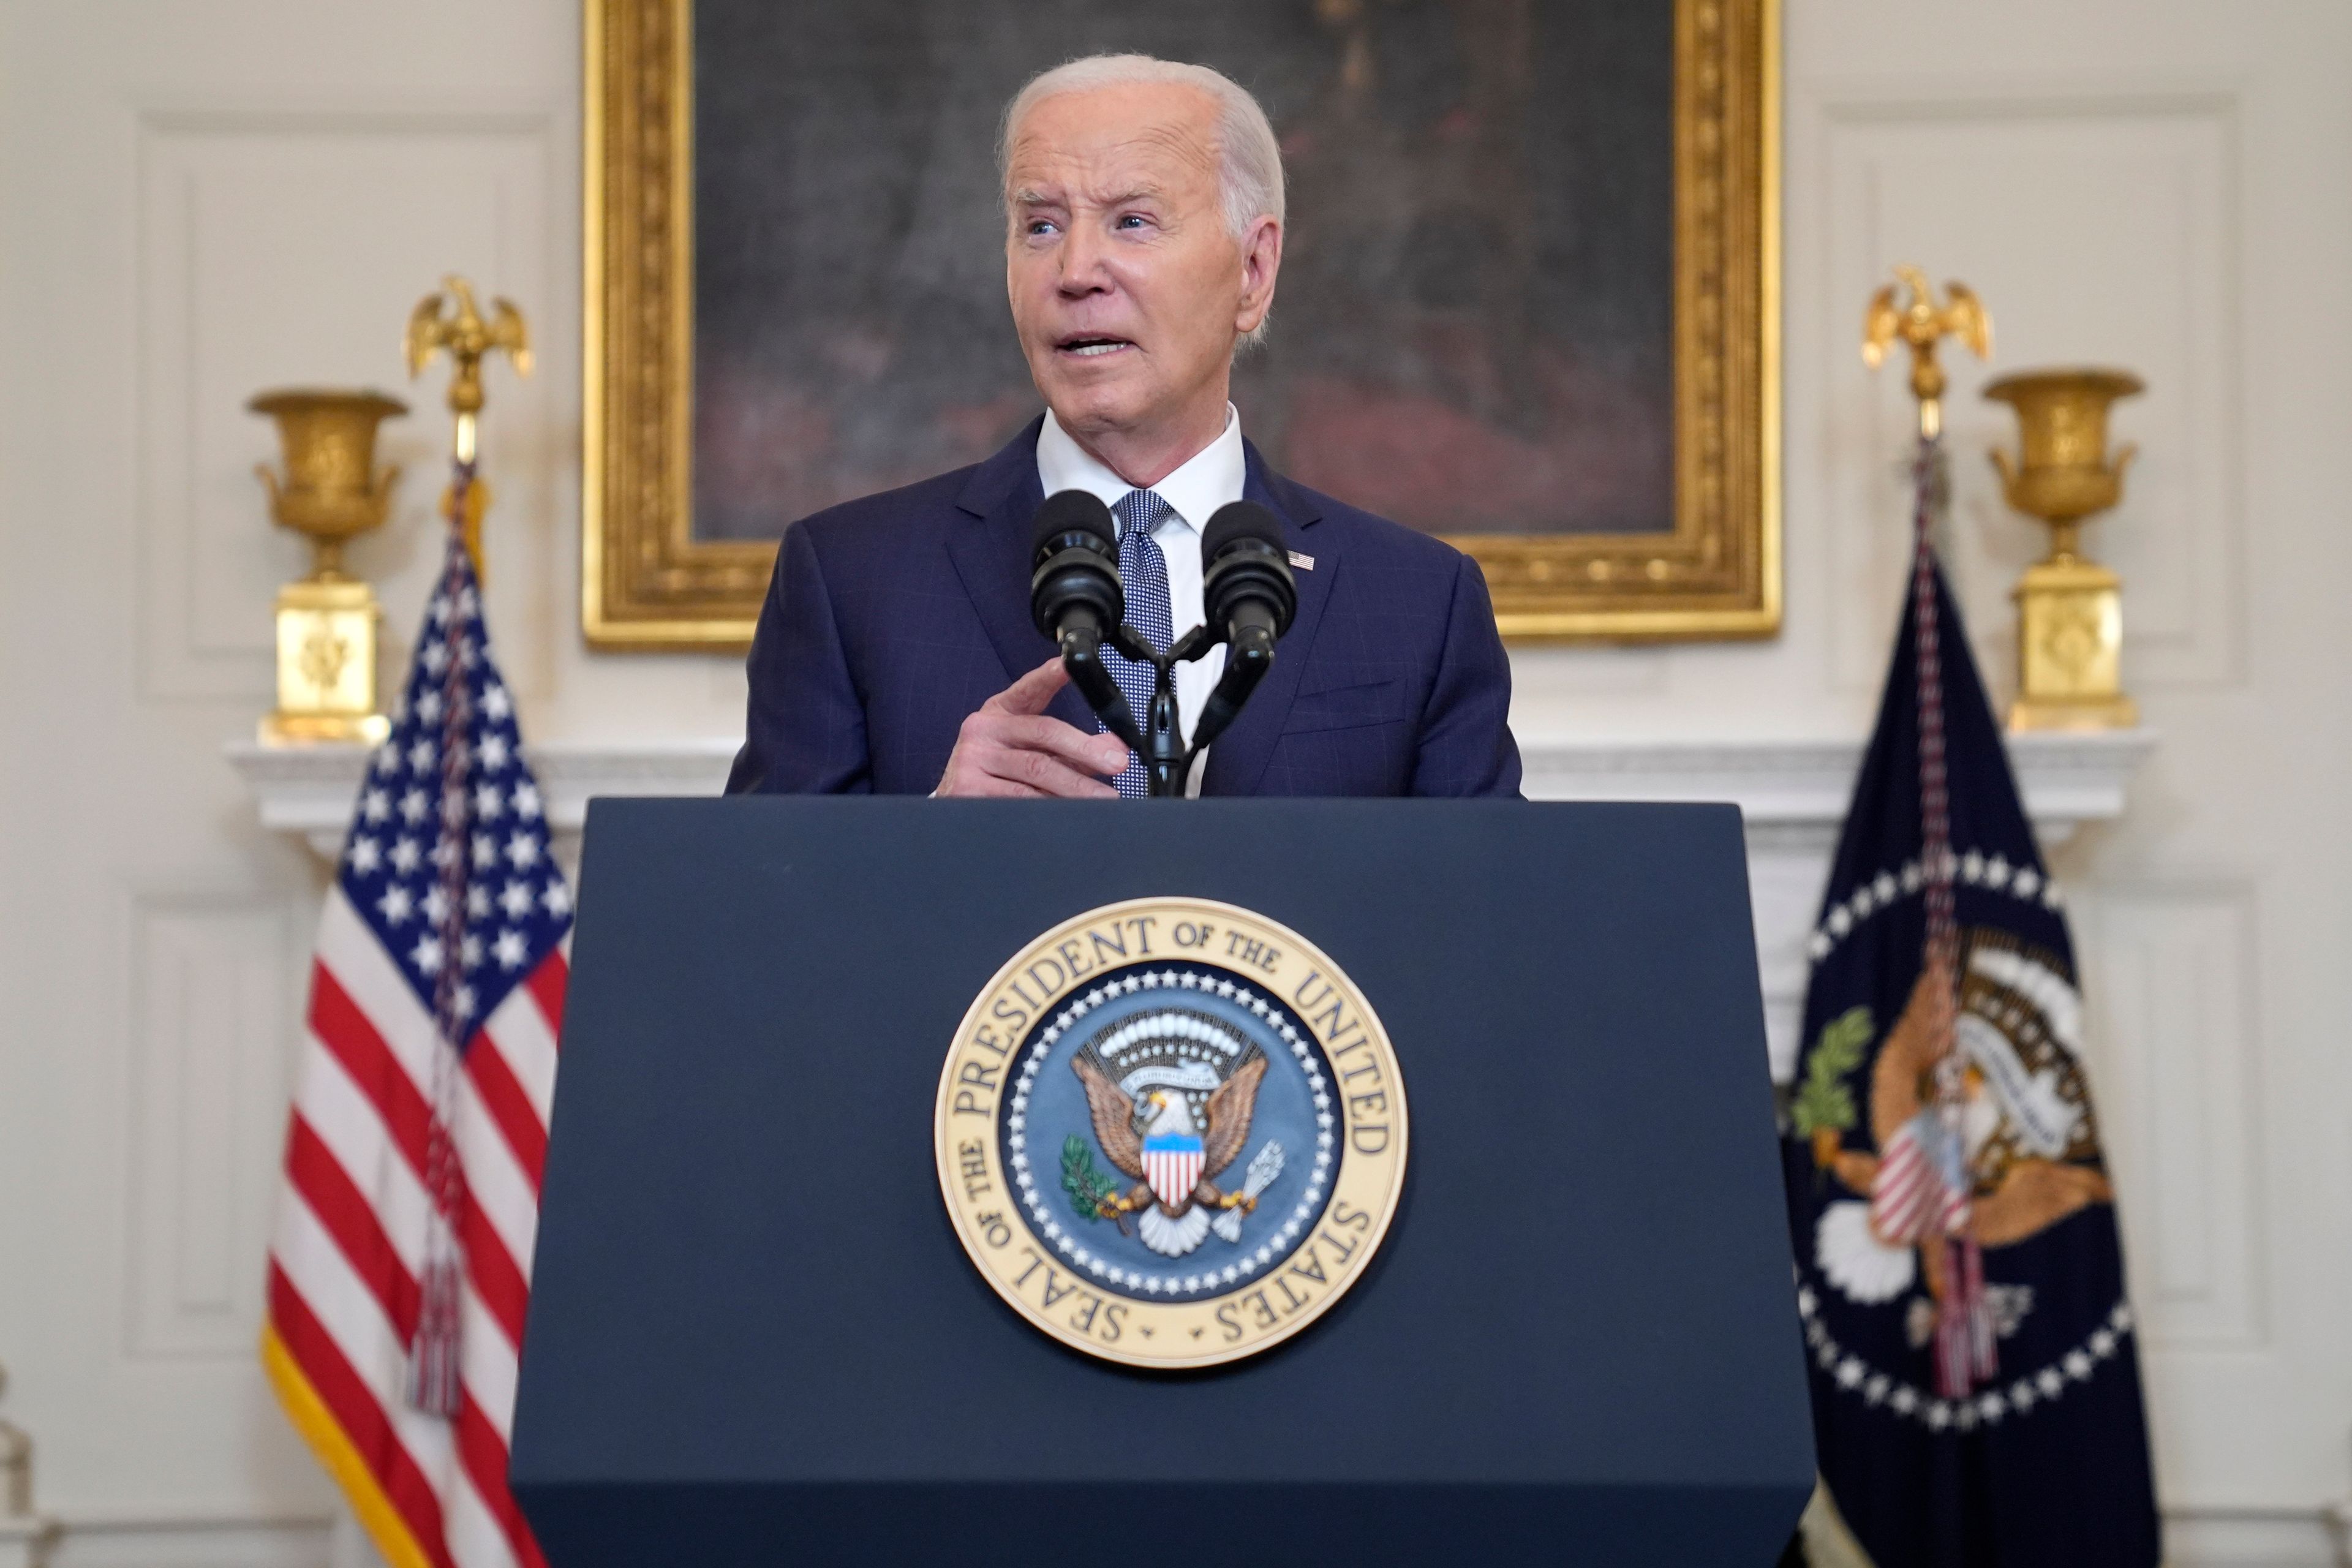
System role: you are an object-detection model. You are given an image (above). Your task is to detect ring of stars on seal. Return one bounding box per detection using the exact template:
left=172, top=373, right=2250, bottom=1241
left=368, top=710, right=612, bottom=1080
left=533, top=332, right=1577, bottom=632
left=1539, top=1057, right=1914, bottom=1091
left=935, top=897, right=1408, bottom=1370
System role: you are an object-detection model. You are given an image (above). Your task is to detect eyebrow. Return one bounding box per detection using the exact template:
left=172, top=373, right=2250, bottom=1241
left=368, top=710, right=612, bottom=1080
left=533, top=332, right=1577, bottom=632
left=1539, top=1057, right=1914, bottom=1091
left=1009, top=184, right=1166, bottom=208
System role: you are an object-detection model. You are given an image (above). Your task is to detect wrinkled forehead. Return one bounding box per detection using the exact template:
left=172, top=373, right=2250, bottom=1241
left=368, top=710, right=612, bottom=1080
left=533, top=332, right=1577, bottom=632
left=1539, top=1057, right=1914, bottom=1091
left=1004, top=82, right=1221, bottom=201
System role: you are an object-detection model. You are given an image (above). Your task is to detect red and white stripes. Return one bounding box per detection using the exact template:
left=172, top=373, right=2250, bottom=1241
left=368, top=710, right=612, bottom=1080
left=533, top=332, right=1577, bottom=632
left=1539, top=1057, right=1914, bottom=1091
left=266, top=885, right=563, bottom=1568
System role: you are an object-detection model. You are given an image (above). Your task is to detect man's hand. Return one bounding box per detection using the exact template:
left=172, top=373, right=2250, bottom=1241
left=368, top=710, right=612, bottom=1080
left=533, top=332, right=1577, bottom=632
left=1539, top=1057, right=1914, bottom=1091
left=935, top=658, right=1129, bottom=798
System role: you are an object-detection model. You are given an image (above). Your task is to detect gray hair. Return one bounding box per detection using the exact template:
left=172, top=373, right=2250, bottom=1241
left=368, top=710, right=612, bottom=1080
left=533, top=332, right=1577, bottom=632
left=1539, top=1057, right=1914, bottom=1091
left=999, top=54, right=1284, bottom=346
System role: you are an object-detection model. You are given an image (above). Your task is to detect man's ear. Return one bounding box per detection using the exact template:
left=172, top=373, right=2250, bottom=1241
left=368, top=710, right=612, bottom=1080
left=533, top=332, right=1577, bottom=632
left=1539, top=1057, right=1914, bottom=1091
left=1234, top=216, right=1283, bottom=335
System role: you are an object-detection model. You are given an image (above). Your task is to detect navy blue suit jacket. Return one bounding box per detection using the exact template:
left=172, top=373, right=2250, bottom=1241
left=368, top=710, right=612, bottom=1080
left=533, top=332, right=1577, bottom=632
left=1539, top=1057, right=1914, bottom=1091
left=726, top=419, right=1522, bottom=797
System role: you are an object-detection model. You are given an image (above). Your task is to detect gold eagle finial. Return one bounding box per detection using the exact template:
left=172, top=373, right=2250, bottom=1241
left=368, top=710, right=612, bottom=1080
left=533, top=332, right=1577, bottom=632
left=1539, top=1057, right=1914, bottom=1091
left=1862, top=265, right=1991, bottom=439
left=404, top=275, right=531, bottom=441
left=404, top=276, right=530, bottom=579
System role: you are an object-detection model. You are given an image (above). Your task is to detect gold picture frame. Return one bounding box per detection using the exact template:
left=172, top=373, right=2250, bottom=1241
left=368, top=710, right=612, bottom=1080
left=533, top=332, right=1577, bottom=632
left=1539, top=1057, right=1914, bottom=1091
left=582, top=0, right=1779, bottom=647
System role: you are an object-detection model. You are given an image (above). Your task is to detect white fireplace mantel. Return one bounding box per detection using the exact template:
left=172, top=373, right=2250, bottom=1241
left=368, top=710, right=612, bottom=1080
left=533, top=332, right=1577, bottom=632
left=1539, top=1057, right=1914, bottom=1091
left=228, top=737, right=743, bottom=859
left=225, top=728, right=2155, bottom=1082
left=226, top=729, right=2153, bottom=859
left=1518, top=729, right=2153, bottom=848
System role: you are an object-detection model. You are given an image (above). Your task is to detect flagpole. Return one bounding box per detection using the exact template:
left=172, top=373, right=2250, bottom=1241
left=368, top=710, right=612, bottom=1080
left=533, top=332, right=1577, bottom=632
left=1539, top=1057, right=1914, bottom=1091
left=1861, top=266, right=1997, bottom=1398
left=399, top=277, right=530, bottom=1415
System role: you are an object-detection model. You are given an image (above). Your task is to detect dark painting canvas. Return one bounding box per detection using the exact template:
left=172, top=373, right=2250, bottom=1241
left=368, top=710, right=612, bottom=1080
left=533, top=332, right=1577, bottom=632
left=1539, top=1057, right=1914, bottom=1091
left=692, top=0, right=1675, bottom=544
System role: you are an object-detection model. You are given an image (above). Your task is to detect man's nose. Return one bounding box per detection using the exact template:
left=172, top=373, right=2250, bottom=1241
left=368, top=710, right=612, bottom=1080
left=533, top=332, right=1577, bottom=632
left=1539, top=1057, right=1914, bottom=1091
left=1057, top=222, right=1112, bottom=295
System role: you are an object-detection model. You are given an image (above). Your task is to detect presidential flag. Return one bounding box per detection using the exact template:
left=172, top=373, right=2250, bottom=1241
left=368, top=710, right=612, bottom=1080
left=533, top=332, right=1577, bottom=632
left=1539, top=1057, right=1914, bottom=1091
left=263, top=508, right=567, bottom=1568
left=1783, top=442, right=2160, bottom=1567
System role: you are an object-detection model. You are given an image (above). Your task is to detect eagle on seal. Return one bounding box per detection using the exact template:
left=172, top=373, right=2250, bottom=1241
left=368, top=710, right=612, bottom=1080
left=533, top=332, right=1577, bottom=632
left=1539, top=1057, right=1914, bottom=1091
left=1073, top=1043, right=1267, bottom=1258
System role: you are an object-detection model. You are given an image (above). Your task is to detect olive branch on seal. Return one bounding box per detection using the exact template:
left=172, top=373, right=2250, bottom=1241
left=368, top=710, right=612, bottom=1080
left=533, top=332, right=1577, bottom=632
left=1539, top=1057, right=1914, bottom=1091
left=1061, top=1135, right=1126, bottom=1228
left=1792, top=1006, right=1872, bottom=1139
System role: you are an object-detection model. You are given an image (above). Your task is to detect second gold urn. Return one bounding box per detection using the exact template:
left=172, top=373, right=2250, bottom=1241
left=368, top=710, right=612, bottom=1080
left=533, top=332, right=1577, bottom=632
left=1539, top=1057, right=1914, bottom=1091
left=1984, top=369, right=2143, bottom=732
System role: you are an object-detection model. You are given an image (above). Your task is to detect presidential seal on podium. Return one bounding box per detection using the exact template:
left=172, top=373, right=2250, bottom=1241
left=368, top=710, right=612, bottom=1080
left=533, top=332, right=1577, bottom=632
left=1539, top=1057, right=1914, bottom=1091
left=935, top=898, right=1407, bottom=1368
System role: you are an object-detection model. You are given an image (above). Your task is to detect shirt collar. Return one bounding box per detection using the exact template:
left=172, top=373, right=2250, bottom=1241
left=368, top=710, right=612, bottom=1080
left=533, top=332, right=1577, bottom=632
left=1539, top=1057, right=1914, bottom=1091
left=1035, top=404, right=1246, bottom=538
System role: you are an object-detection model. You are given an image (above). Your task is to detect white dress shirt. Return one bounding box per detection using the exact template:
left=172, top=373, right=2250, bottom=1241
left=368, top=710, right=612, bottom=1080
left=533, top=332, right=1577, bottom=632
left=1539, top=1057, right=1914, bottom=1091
left=1036, top=406, right=1243, bottom=791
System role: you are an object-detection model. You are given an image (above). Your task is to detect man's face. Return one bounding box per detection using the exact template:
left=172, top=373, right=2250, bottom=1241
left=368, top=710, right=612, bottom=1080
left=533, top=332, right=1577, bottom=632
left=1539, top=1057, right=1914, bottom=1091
left=1005, top=83, right=1278, bottom=450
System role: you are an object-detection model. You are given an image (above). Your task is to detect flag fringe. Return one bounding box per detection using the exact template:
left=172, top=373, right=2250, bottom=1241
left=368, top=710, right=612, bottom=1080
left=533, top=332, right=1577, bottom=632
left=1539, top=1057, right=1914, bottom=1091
left=260, top=1326, right=438, bottom=1568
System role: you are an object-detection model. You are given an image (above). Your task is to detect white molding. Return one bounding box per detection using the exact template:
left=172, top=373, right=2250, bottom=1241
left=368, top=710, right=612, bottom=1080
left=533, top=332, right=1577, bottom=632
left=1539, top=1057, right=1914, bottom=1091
left=225, top=738, right=739, bottom=858
left=42, top=1510, right=331, bottom=1568
left=227, top=730, right=2154, bottom=861
left=2160, top=1508, right=2351, bottom=1568
left=1518, top=728, right=2154, bottom=848
left=17, top=1503, right=2335, bottom=1568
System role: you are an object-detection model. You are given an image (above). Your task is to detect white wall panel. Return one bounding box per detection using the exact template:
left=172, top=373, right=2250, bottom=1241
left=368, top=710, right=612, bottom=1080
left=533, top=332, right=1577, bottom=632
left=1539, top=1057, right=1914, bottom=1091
left=134, top=108, right=556, bottom=706
left=1816, top=92, right=2242, bottom=698
left=2079, top=885, right=2264, bottom=1351
left=126, top=892, right=300, bottom=1361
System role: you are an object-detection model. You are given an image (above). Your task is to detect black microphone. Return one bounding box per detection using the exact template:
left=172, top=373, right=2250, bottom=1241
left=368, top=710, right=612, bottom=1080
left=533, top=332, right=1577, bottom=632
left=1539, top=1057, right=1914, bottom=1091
left=1190, top=501, right=1297, bottom=751
left=1029, top=489, right=1123, bottom=644
left=1028, top=490, right=1144, bottom=752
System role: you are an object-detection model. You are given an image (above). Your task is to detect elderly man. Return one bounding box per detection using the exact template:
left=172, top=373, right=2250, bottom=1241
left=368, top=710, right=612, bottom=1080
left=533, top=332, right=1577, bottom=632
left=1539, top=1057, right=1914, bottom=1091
left=726, top=54, right=1520, bottom=799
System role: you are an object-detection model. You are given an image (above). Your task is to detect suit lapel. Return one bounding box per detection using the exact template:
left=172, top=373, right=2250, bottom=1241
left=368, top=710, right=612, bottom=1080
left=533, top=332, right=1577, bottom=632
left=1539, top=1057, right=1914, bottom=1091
left=946, top=418, right=1095, bottom=733
left=1201, top=445, right=1332, bottom=796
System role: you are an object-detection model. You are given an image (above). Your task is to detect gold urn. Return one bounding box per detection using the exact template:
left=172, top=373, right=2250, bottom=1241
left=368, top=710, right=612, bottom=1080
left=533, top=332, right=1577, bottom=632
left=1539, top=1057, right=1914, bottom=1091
left=249, top=389, right=408, bottom=744
left=1983, top=369, right=2143, bottom=731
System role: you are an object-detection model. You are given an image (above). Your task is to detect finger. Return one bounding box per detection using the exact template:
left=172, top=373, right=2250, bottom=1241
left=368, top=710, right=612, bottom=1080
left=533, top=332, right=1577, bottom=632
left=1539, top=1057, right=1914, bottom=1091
left=938, top=764, right=1046, bottom=799
left=983, top=657, right=1072, bottom=717
left=983, top=715, right=1133, bottom=775
left=983, top=744, right=1120, bottom=799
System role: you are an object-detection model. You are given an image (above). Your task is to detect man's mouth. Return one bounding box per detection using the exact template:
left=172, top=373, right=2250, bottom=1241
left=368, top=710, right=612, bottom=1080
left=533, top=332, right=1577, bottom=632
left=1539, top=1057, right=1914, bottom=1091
left=1056, top=335, right=1135, bottom=358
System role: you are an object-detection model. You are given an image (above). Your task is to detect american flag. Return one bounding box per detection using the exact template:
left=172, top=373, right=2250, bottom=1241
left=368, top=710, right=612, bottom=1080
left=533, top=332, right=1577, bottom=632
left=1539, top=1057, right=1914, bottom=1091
left=264, top=519, right=567, bottom=1568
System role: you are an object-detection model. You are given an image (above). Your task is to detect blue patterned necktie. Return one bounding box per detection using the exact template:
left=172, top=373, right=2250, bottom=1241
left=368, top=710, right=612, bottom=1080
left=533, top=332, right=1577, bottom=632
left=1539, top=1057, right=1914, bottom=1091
left=1104, top=488, right=1175, bottom=798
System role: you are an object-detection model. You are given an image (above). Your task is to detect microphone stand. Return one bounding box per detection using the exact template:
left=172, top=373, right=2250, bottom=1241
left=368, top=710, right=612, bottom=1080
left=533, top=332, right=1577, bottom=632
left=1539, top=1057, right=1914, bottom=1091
left=1063, top=620, right=1275, bottom=799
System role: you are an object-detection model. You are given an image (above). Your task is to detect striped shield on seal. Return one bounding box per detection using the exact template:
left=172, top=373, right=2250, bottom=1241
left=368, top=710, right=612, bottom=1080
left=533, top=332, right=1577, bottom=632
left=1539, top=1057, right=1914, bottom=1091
left=1142, top=1131, right=1205, bottom=1211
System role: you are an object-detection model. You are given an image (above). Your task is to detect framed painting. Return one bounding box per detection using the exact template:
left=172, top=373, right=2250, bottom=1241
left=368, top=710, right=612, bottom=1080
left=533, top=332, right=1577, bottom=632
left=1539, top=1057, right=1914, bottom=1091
left=584, top=0, right=1777, bottom=647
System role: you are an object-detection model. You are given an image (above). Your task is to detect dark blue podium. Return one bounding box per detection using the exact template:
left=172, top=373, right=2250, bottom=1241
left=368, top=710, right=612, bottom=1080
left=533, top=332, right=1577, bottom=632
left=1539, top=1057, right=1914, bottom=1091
left=511, top=799, right=1811, bottom=1564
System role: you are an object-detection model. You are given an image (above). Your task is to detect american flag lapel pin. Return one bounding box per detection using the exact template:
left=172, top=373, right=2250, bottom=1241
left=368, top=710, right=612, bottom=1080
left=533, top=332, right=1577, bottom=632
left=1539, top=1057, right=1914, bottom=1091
left=1287, top=551, right=1314, bottom=570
